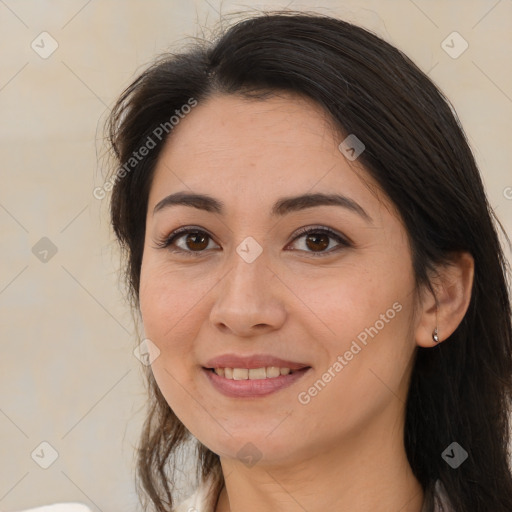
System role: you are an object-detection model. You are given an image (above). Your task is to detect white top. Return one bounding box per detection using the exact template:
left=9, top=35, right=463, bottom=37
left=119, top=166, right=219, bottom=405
left=173, top=477, right=454, bottom=512
left=10, top=504, right=93, bottom=512
left=174, top=476, right=215, bottom=512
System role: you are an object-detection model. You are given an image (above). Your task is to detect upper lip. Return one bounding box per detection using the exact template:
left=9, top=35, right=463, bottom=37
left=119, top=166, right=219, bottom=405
left=203, top=354, right=310, bottom=370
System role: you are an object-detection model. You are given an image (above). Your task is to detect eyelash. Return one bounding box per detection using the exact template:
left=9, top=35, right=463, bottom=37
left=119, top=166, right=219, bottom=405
left=153, top=225, right=352, bottom=258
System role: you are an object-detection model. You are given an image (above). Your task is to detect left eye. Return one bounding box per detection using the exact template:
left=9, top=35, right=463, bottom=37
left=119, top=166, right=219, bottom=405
left=154, top=226, right=351, bottom=257
left=289, top=226, right=351, bottom=255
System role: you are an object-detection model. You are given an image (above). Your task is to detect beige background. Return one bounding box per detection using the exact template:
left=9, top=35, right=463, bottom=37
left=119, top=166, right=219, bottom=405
left=1, top=0, right=511, bottom=510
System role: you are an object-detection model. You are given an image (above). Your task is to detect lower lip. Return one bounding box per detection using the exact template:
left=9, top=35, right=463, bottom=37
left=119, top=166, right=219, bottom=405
left=202, top=367, right=311, bottom=398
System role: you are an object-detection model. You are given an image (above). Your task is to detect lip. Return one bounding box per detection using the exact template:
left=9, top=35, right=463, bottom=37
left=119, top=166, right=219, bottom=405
left=202, top=366, right=311, bottom=398
left=203, top=353, right=310, bottom=371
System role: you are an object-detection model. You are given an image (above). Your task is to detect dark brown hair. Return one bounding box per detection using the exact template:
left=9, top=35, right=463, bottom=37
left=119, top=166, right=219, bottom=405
left=105, top=10, right=512, bottom=512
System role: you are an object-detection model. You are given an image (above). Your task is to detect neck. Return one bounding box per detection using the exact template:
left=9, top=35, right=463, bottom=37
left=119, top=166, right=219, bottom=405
left=214, top=409, right=424, bottom=512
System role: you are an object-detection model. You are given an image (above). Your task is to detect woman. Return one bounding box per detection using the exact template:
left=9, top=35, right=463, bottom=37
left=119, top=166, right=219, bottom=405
left=104, top=11, right=512, bottom=512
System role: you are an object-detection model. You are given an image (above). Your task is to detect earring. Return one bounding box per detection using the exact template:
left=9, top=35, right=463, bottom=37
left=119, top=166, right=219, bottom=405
left=432, top=304, right=440, bottom=343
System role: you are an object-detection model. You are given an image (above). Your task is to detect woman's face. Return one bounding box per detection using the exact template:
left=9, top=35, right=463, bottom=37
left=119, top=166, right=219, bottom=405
left=139, top=92, right=421, bottom=465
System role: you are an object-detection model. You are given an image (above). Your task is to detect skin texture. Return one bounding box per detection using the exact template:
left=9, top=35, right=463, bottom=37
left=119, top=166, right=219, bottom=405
left=139, top=93, right=474, bottom=512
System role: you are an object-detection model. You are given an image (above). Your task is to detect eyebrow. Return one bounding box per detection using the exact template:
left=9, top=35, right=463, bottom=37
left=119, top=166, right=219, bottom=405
left=153, top=191, right=372, bottom=223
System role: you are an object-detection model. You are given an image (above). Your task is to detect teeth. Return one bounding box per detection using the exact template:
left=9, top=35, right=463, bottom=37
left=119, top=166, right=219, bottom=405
left=233, top=368, right=248, bottom=380
left=213, top=366, right=294, bottom=380
left=266, top=366, right=281, bottom=378
left=248, top=368, right=266, bottom=379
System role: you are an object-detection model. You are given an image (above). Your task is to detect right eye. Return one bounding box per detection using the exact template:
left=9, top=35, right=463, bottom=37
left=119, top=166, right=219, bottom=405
left=154, top=227, right=221, bottom=256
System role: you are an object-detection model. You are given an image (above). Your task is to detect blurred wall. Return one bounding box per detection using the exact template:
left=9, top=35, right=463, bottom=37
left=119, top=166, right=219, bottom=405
left=1, top=1, right=511, bottom=510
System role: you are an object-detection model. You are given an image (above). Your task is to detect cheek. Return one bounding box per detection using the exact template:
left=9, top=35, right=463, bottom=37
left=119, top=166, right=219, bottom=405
left=138, top=259, right=219, bottom=358
left=140, top=254, right=185, bottom=320
left=139, top=259, right=186, bottom=359
left=295, top=257, right=407, bottom=340
left=139, top=262, right=207, bottom=428
left=296, top=303, right=414, bottom=439
left=295, top=257, right=416, bottom=401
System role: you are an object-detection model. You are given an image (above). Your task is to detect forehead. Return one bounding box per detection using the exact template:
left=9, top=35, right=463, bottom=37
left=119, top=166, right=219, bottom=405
left=148, top=93, right=387, bottom=218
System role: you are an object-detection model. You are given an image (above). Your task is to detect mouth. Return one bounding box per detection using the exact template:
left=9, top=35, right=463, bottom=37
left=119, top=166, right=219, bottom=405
left=202, top=365, right=312, bottom=398
left=203, top=366, right=310, bottom=380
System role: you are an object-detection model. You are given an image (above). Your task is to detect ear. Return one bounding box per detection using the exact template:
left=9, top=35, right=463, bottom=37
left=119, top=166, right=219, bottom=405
left=415, top=252, right=474, bottom=348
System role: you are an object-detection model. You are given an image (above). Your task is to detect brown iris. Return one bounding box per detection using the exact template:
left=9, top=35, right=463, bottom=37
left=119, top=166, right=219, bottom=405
left=185, top=232, right=209, bottom=251
left=305, top=233, right=329, bottom=252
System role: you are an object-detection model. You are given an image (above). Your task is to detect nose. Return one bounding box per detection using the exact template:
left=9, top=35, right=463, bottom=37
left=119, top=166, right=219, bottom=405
left=209, top=248, right=287, bottom=337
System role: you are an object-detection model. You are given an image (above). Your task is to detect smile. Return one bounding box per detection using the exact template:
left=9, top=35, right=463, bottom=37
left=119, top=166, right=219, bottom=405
left=203, top=366, right=311, bottom=398
left=210, top=367, right=294, bottom=379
